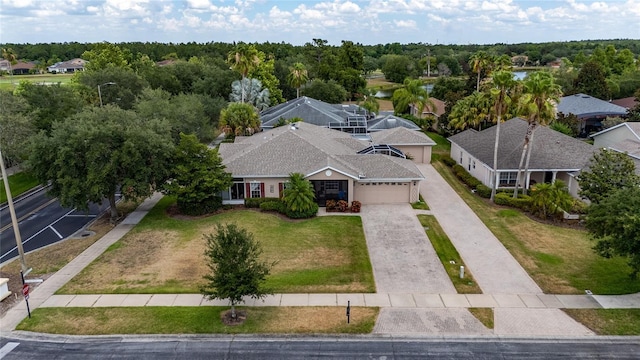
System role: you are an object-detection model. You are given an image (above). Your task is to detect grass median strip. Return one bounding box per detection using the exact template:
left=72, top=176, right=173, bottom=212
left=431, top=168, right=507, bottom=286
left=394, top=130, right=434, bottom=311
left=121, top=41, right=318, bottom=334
left=16, top=307, right=379, bottom=335
left=563, top=309, right=640, bottom=335
left=418, top=214, right=481, bottom=294
left=59, top=196, right=375, bottom=294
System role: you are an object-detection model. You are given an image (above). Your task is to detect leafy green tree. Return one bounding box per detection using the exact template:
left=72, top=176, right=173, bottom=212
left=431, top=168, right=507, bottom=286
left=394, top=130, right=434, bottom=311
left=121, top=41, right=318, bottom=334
left=282, top=172, right=317, bottom=218
left=381, top=55, right=413, bottom=83
left=577, top=148, right=640, bottom=204
left=448, top=91, right=492, bottom=131
left=249, top=54, right=283, bottom=105
left=360, top=94, right=380, bottom=115
left=163, top=133, right=232, bottom=215
left=75, top=66, right=148, bottom=110
left=529, top=180, right=574, bottom=218
left=227, top=43, right=261, bottom=103
left=586, top=186, right=640, bottom=277
left=288, top=62, right=308, bottom=98
left=81, top=42, right=131, bottom=71
left=29, top=105, right=174, bottom=221
left=201, top=223, right=273, bottom=319
left=219, top=102, right=260, bottom=136
left=573, top=60, right=610, bottom=100
left=15, top=81, right=84, bottom=133
left=0, top=91, right=35, bottom=165
left=392, top=78, right=434, bottom=116
left=514, top=71, right=562, bottom=196
left=301, top=79, right=347, bottom=103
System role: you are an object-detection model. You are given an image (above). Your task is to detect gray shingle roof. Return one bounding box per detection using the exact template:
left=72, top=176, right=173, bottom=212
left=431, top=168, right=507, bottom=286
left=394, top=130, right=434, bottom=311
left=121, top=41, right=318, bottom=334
left=367, top=115, right=420, bottom=131
left=370, top=126, right=436, bottom=146
left=219, top=122, right=423, bottom=180
left=556, top=93, right=628, bottom=118
left=448, top=118, right=596, bottom=171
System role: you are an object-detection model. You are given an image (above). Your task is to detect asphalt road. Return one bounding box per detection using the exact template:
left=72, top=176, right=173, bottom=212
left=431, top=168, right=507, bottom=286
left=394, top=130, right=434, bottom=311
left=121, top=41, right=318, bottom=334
left=0, top=187, right=111, bottom=264
left=1, top=336, right=640, bottom=359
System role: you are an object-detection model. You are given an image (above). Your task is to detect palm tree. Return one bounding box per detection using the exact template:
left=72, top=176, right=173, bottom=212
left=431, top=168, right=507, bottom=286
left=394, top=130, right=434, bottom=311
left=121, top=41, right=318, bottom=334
left=469, top=51, right=492, bottom=91
left=448, top=91, right=492, bottom=131
left=282, top=173, right=316, bottom=214
left=513, top=71, right=563, bottom=197
left=529, top=180, right=573, bottom=219
left=392, top=78, right=434, bottom=118
left=227, top=43, right=261, bottom=102
left=288, top=62, right=308, bottom=98
left=2, top=47, right=17, bottom=81
left=489, top=70, right=518, bottom=201
left=230, top=78, right=270, bottom=110
left=219, top=102, right=261, bottom=137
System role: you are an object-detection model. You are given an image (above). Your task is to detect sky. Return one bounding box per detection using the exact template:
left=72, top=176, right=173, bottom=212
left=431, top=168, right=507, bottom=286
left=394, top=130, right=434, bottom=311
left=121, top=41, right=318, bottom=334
left=1, top=0, right=639, bottom=46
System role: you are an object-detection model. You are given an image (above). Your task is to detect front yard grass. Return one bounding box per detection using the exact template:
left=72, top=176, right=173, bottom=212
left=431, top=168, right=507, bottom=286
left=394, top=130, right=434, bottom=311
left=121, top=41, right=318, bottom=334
left=16, top=306, right=378, bottom=335
left=58, top=196, right=375, bottom=294
left=563, top=309, right=640, bottom=335
left=418, top=215, right=481, bottom=294
left=432, top=161, right=640, bottom=295
left=0, top=171, right=40, bottom=204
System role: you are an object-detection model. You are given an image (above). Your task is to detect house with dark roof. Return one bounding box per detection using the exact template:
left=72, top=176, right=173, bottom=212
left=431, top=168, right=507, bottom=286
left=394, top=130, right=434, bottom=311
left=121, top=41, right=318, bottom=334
left=448, top=118, right=596, bottom=197
left=591, top=122, right=640, bottom=176
left=47, top=58, right=86, bottom=73
left=556, top=93, right=628, bottom=136
left=611, top=97, right=639, bottom=111
left=260, top=96, right=423, bottom=134
left=218, top=122, right=434, bottom=206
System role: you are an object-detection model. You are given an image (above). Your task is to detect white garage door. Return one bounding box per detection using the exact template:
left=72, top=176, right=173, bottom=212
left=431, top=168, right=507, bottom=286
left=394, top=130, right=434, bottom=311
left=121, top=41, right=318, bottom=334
left=354, top=182, right=411, bottom=204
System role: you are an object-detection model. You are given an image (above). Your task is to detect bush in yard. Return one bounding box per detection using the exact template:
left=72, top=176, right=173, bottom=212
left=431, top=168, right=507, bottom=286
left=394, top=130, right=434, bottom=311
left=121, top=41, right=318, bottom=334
left=452, top=164, right=481, bottom=189
left=285, top=203, right=319, bottom=219
left=529, top=180, right=573, bottom=219
left=495, top=192, right=532, bottom=210
left=475, top=184, right=491, bottom=198
left=351, top=201, right=361, bottom=213
left=259, top=199, right=286, bottom=213
left=325, top=199, right=337, bottom=211
left=441, top=155, right=457, bottom=167
left=282, top=173, right=317, bottom=218
left=245, top=197, right=267, bottom=208
left=336, top=200, right=349, bottom=212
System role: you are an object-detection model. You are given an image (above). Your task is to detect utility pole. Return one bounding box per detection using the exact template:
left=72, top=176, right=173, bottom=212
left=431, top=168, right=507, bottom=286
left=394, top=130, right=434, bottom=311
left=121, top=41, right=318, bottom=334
left=427, top=48, right=431, bottom=78
left=0, top=149, right=29, bottom=273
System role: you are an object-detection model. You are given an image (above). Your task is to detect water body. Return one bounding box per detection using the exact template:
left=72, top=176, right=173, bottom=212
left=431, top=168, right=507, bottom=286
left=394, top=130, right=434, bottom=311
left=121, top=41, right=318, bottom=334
left=375, top=84, right=433, bottom=98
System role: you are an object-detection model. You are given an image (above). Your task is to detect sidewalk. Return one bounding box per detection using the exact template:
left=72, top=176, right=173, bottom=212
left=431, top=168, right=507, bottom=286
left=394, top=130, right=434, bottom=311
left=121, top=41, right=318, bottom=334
left=0, top=193, right=164, bottom=334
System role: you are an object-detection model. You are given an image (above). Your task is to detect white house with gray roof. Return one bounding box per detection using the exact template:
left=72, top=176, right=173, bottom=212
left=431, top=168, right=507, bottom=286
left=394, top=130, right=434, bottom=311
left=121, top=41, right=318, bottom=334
left=448, top=118, right=596, bottom=197
left=556, top=93, right=628, bottom=136
left=218, top=122, right=434, bottom=206
left=591, top=122, right=640, bottom=176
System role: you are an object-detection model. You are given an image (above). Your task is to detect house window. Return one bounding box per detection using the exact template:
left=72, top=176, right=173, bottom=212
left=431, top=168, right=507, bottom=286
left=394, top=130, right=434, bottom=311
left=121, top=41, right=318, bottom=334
left=325, top=181, right=339, bottom=191
left=270, top=184, right=274, bottom=194
left=499, top=172, right=518, bottom=186
left=250, top=183, right=262, bottom=198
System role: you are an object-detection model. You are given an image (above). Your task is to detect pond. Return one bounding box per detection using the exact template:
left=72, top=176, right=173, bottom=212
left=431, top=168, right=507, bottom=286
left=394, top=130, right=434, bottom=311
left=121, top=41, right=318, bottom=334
left=375, top=84, right=433, bottom=98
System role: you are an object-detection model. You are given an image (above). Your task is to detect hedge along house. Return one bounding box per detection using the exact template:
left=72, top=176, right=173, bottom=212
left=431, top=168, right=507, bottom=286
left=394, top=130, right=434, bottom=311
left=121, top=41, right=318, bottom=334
left=217, top=122, right=432, bottom=206
left=448, top=118, right=596, bottom=198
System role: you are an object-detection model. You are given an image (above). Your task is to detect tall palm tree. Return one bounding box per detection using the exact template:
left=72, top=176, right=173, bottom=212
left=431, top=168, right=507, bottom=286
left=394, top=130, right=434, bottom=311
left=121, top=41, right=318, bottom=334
left=448, top=91, right=492, bottom=131
left=230, top=78, right=271, bottom=111
left=282, top=173, right=316, bottom=214
left=392, top=78, right=434, bottom=118
left=469, top=51, right=492, bottom=91
left=489, top=70, right=518, bottom=201
left=288, top=62, right=308, bottom=98
left=2, top=47, right=17, bottom=81
left=513, top=71, right=563, bottom=197
left=227, top=43, right=261, bottom=103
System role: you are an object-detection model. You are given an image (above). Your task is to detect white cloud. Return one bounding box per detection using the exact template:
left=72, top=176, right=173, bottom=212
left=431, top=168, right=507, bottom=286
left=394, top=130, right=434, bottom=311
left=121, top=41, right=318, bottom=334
left=394, top=19, right=417, bottom=29
left=187, top=0, right=211, bottom=9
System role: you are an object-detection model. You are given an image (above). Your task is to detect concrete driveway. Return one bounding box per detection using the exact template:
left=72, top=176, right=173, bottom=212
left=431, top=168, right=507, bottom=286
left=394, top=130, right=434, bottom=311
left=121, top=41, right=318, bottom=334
left=359, top=204, right=456, bottom=294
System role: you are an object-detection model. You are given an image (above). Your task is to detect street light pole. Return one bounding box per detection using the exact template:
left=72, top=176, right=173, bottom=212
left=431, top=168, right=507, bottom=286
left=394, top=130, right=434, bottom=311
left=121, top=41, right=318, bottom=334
left=0, top=149, right=28, bottom=273
left=98, top=82, right=116, bottom=107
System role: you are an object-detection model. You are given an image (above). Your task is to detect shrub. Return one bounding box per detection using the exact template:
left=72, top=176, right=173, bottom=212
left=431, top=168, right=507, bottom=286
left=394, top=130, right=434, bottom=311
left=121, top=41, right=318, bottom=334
left=285, top=203, right=319, bottom=219
left=495, top=193, right=532, bottom=210
left=452, top=164, right=482, bottom=189
left=351, top=201, right=361, bottom=213
left=336, top=200, right=349, bottom=212
left=177, top=196, right=223, bottom=216
left=475, top=184, right=491, bottom=198
left=441, top=155, right=456, bottom=167
left=325, top=199, right=337, bottom=211
left=259, top=199, right=286, bottom=213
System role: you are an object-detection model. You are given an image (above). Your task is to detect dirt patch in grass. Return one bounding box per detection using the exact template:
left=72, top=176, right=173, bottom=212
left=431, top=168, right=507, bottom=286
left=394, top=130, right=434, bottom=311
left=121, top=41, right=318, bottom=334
left=17, top=306, right=379, bottom=335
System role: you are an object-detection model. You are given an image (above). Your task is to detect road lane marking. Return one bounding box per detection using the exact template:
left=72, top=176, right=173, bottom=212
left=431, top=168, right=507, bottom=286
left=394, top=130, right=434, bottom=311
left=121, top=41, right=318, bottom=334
left=49, top=225, right=63, bottom=239
left=0, top=209, right=76, bottom=261
left=0, top=342, right=19, bottom=358
left=0, top=197, right=59, bottom=232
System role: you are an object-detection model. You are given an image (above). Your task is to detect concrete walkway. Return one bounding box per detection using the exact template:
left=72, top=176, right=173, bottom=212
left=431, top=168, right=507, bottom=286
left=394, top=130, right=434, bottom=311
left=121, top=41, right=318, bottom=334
left=0, top=193, right=164, bottom=334
left=359, top=204, right=455, bottom=294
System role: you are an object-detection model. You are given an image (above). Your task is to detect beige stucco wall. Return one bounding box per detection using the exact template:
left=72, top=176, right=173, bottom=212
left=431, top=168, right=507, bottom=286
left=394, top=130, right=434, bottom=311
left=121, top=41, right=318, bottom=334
left=396, top=145, right=432, bottom=164
left=353, top=181, right=416, bottom=204
left=243, top=177, right=287, bottom=198
left=451, top=143, right=495, bottom=187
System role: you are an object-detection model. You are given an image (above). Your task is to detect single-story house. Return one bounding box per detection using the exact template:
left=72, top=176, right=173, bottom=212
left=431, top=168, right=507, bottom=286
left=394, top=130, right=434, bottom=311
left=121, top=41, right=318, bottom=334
left=591, top=122, right=640, bottom=176
left=611, top=97, right=639, bottom=111
left=218, top=122, right=434, bottom=206
left=47, top=58, right=86, bottom=73
left=448, top=118, right=596, bottom=197
left=10, top=61, right=35, bottom=75
left=259, top=96, right=423, bottom=134
left=556, top=93, right=628, bottom=136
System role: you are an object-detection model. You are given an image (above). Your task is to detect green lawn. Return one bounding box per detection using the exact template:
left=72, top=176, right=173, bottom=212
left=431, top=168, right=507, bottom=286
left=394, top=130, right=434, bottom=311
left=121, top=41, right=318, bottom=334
left=426, top=131, right=450, bottom=154
left=0, top=74, right=73, bottom=90
left=418, top=214, right=481, bottom=294
left=58, top=196, right=375, bottom=294
left=432, top=161, right=640, bottom=295
left=563, top=309, right=640, bottom=335
left=16, top=306, right=379, bottom=335
left=1, top=171, right=40, bottom=204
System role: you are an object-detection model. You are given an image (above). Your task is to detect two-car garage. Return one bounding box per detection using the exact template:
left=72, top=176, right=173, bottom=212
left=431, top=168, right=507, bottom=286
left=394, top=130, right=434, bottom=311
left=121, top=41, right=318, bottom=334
left=353, top=181, right=417, bottom=204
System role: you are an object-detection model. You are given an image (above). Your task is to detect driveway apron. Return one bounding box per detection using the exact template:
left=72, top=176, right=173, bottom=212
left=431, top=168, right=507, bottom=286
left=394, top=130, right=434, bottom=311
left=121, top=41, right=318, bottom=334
left=359, top=204, right=455, bottom=294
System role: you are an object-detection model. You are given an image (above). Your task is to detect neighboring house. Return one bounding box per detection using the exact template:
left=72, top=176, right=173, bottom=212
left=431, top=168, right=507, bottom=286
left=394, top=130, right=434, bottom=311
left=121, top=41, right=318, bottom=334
left=591, top=122, right=640, bottom=176
left=448, top=118, right=596, bottom=197
left=10, top=61, right=35, bottom=75
left=218, top=122, right=433, bottom=206
left=0, top=59, right=10, bottom=72
left=409, top=97, right=446, bottom=119
left=556, top=93, right=628, bottom=136
left=259, top=96, right=422, bottom=134
left=370, top=126, right=436, bottom=163
left=611, top=97, right=639, bottom=111
left=47, top=58, right=86, bottom=73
